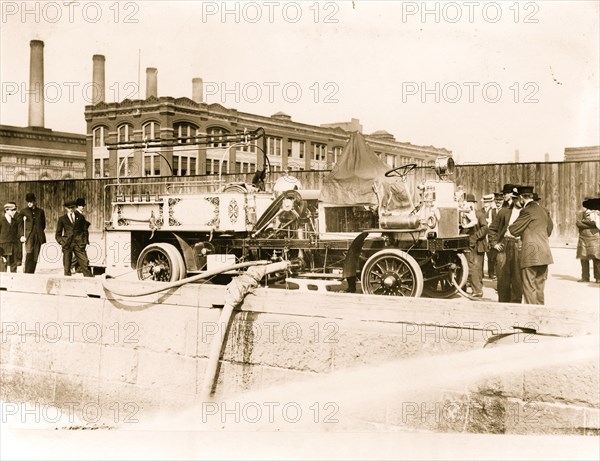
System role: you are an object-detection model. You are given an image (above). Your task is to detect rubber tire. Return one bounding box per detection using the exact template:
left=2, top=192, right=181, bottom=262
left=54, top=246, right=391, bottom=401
left=422, top=252, right=468, bottom=299
left=137, top=243, right=185, bottom=282
left=360, top=249, right=424, bottom=297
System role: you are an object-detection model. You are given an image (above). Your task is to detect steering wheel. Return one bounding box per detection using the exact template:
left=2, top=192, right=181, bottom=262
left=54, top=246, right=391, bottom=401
left=385, top=163, right=417, bottom=179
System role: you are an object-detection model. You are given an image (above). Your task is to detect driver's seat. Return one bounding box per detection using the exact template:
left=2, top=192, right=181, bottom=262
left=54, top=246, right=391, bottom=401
left=373, top=178, right=418, bottom=229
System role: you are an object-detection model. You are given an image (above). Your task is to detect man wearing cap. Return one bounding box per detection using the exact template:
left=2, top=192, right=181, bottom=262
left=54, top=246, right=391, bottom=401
left=488, top=186, right=524, bottom=303
left=0, top=202, right=19, bottom=273
left=18, top=193, right=46, bottom=274
left=55, top=200, right=92, bottom=277
left=576, top=196, right=600, bottom=283
left=482, top=193, right=498, bottom=279
left=508, top=186, right=554, bottom=305
left=460, top=193, right=489, bottom=298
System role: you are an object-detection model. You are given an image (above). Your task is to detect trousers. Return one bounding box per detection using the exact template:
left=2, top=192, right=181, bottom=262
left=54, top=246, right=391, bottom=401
left=496, top=238, right=523, bottom=303
left=521, top=265, right=548, bottom=305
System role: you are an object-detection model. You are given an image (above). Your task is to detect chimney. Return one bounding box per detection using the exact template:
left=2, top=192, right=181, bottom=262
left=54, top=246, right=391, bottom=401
left=544, top=152, right=550, bottom=162
left=192, top=78, right=203, bottom=103
left=28, top=40, right=44, bottom=128
left=514, top=149, right=520, bottom=163
left=146, top=67, right=158, bottom=98
left=92, top=55, right=106, bottom=104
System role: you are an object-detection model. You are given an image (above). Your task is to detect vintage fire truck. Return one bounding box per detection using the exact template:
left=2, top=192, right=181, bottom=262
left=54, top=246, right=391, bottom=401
left=103, top=130, right=470, bottom=298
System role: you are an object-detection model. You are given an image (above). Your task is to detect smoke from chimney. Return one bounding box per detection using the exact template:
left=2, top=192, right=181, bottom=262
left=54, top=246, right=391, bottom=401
left=192, top=78, right=203, bottom=103
left=146, top=68, right=158, bottom=98
left=92, top=55, right=106, bottom=104
left=28, top=40, right=44, bottom=128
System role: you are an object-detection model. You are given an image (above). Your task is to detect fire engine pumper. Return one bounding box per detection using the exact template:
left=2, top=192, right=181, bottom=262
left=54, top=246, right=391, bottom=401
left=100, top=128, right=470, bottom=298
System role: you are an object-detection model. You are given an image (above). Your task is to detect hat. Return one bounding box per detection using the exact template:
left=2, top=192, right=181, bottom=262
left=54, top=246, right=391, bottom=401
left=494, top=192, right=504, bottom=200
left=64, top=199, right=76, bottom=208
left=3, top=203, right=16, bottom=210
left=533, top=193, right=540, bottom=201
left=25, top=192, right=36, bottom=202
left=517, top=185, right=534, bottom=195
left=583, top=197, right=600, bottom=211
left=465, top=193, right=476, bottom=203
left=502, top=184, right=515, bottom=194
left=482, top=194, right=494, bottom=202
left=75, top=198, right=86, bottom=207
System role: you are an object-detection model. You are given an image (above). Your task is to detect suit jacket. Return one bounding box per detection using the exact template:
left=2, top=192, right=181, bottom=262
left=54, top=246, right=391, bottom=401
left=576, top=209, right=600, bottom=259
left=17, top=206, right=47, bottom=251
left=461, top=209, right=489, bottom=253
left=75, top=210, right=91, bottom=245
left=55, top=213, right=87, bottom=249
left=508, top=201, right=553, bottom=268
left=0, top=215, right=18, bottom=256
left=488, top=206, right=513, bottom=247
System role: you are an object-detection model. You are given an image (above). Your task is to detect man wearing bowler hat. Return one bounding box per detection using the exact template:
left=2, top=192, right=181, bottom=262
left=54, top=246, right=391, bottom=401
left=488, top=186, right=524, bottom=303
left=508, top=186, right=554, bottom=305
left=18, top=192, right=46, bottom=274
left=71, top=198, right=91, bottom=274
left=56, top=200, right=92, bottom=277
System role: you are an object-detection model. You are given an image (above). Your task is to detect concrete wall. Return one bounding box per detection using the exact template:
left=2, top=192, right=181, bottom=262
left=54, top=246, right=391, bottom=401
left=0, top=274, right=598, bottom=434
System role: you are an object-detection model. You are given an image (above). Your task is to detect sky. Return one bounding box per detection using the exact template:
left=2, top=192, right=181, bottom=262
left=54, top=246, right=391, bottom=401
left=1, top=0, right=599, bottom=163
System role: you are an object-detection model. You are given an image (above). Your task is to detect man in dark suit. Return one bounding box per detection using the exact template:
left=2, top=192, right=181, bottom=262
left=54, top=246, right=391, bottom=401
left=460, top=193, right=489, bottom=297
left=488, top=186, right=524, bottom=303
left=501, top=183, right=515, bottom=208
left=55, top=200, right=92, bottom=277
left=508, top=186, right=554, bottom=305
left=0, top=202, right=19, bottom=273
left=482, top=193, right=498, bottom=279
left=18, top=192, right=46, bottom=274
left=71, top=198, right=91, bottom=274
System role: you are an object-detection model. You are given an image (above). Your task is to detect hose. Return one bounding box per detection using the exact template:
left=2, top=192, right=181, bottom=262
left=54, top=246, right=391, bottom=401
left=450, top=269, right=478, bottom=301
left=199, top=260, right=291, bottom=401
left=101, top=260, right=270, bottom=297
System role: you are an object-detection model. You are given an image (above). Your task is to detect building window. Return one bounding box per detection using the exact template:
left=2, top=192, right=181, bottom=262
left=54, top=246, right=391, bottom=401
left=332, top=146, right=343, bottom=164
left=313, top=143, right=326, bottom=161
left=117, top=124, right=133, bottom=143
left=267, top=137, right=282, bottom=156
left=63, top=160, right=73, bottom=167
left=142, top=121, right=160, bottom=141
left=41, top=158, right=51, bottom=166
left=93, top=158, right=109, bottom=177
left=385, top=153, right=395, bottom=167
left=173, top=153, right=198, bottom=176
left=289, top=140, right=305, bottom=159
left=238, top=139, right=256, bottom=153
left=144, top=152, right=161, bottom=177
left=93, top=126, right=107, bottom=147
left=174, top=122, right=198, bottom=144
left=208, top=127, right=229, bottom=148
left=17, top=157, right=27, bottom=165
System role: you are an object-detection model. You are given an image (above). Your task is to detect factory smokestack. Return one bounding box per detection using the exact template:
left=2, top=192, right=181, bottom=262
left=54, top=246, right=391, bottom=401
left=192, top=78, right=203, bottom=103
left=146, top=67, right=158, bottom=98
left=28, top=40, right=44, bottom=128
left=92, top=55, right=106, bottom=104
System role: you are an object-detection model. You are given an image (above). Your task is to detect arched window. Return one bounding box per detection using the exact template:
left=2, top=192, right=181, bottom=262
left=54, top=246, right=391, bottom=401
left=174, top=122, right=198, bottom=144
left=142, top=121, right=160, bottom=141
left=93, top=126, right=107, bottom=147
left=207, top=127, right=229, bottom=148
left=117, top=123, right=133, bottom=143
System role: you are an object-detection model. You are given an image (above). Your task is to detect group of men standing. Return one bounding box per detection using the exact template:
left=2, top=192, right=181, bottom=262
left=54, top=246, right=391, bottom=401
left=461, top=184, right=554, bottom=305
left=0, top=193, right=92, bottom=277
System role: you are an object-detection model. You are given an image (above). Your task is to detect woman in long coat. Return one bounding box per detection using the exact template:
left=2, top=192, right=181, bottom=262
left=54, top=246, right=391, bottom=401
left=576, top=197, right=600, bottom=283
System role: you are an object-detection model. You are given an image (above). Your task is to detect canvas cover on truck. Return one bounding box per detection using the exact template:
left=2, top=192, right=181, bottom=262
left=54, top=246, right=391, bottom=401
left=319, top=131, right=391, bottom=205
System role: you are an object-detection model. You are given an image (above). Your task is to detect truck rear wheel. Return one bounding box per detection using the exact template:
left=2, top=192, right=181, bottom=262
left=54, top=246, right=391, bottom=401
left=137, top=243, right=185, bottom=282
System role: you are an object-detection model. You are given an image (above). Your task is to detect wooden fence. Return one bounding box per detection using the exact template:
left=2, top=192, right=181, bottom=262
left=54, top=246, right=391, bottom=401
left=1, top=161, right=598, bottom=242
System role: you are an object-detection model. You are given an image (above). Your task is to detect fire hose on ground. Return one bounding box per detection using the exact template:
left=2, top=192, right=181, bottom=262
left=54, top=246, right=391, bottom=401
left=100, top=259, right=295, bottom=402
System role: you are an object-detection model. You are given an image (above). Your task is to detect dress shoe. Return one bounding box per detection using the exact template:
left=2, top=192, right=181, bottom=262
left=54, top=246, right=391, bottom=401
left=472, top=292, right=483, bottom=298
left=578, top=279, right=590, bottom=283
